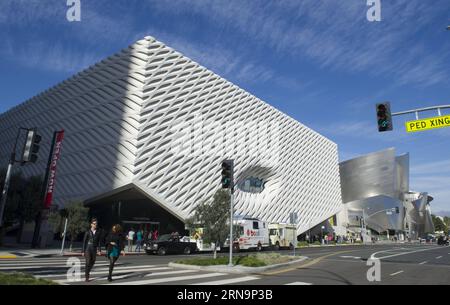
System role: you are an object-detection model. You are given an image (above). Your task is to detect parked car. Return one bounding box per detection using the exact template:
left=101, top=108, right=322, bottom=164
left=145, top=233, right=198, bottom=255
left=437, top=235, right=449, bottom=246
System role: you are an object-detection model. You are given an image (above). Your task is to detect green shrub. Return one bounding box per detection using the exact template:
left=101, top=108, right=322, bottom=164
left=175, top=252, right=296, bottom=267
left=0, top=272, right=58, bottom=285
left=175, top=256, right=231, bottom=266
left=250, top=253, right=293, bottom=265
left=297, top=241, right=309, bottom=248
left=237, top=255, right=266, bottom=267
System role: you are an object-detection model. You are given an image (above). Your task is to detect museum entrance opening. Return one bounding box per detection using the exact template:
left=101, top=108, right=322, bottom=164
left=85, top=186, right=187, bottom=236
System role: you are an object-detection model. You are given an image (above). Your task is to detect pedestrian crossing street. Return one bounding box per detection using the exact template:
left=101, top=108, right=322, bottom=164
left=0, top=256, right=311, bottom=285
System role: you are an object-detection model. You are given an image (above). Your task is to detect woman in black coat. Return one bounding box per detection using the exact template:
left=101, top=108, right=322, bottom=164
left=105, top=224, right=125, bottom=282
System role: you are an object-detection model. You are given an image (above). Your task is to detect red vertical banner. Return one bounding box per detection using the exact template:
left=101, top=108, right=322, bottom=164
left=44, top=130, right=65, bottom=209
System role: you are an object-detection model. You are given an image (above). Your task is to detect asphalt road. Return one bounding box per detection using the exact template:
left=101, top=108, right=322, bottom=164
left=250, top=243, right=450, bottom=285
left=1, top=243, right=449, bottom=285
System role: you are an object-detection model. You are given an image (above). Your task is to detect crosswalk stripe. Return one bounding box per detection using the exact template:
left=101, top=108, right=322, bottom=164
left=0, top=258, right=75, bottom=262
left=191, top=276, right=259, bottom=285
left=0, top=263, right=112, bottom=270
left=106, top=272, right=226, bottom=285
left=143, top=269, right=198, bottom=277
left=92, top=265, right=161, bottom=271
left=36, top=266, right=172, bottom=279
left=55, top=274, right=130, bottom=284
left=0, top=261, right=98, bottom=266
left=285, top=282, right=313, bottom=285
left=51, top=269, right=198, bottom=283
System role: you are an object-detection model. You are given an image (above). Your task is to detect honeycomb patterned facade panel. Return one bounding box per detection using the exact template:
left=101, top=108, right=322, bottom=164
left=0, top=36, right=342, bottom=234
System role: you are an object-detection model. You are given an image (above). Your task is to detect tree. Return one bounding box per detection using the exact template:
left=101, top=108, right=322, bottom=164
left=48, top=208, right=68, bottom=237
left=444, top=216, right=450, bottom=230
left=65, top=201, right=89, bottom=251
left=186, top=189, right=230, bottom=259
left=432, top=215, right=448, bottom=233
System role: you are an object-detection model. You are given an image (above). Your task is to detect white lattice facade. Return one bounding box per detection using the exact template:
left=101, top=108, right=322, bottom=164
left=0, top=36, right=342, bottom=234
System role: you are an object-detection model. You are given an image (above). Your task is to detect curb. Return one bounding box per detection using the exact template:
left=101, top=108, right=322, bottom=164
left=168, top=256, right=309, bottom=274
left=298, top=243, right=364, bottom=248
left=0, top=252, right=17, bottom=259
left=62, top=251, right=147, bottom=257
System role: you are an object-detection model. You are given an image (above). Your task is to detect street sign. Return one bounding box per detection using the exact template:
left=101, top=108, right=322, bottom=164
left=405, top=115, right=450, bottom=132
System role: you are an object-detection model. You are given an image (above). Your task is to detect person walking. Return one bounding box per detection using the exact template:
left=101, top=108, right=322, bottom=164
left=135, top=229, right=143, bottom=252
left=105, top=224, right=125, bottom=282
left=152, top=229, right=158, bottom=241
left=148, top=230, right=153, bottom=242
left=81, top=218, right=102, bottom=282
left=127, top=228, right=135, bottom=252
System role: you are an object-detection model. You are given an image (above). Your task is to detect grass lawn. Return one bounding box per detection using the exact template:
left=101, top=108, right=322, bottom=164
left=0, top=272, right=58, bottom=285
left=176, top=253, right=297, bottom=267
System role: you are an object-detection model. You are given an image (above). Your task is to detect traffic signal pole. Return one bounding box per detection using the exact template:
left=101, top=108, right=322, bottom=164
left=228, top=189, right=234, bottom=267
left=0, top=128, right=28, bottom=228
left=391, top=105, right=450, bottom=119
left=0, top=157, right=14, bottom=228
left=221, top=159, right=234, bottom=267
left=377, top=103, right=450, bottom=132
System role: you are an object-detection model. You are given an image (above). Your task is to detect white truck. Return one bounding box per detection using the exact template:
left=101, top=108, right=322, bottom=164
left=268, top=223, right=297, bottom=250
left=230, top=217, right=270, bottom=251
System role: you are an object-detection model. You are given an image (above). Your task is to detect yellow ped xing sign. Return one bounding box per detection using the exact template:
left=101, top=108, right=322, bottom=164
left=406, top=115, right=450, bottom=132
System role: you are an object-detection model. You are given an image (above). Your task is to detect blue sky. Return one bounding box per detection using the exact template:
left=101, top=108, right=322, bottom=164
left=1, top=0, right=450, bottom=214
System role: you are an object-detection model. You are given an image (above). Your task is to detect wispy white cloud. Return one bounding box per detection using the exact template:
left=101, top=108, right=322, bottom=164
left=0, top=0, right=135, bottom=73
left=317, top=120, right=411, bottom=145
left=1, top=37, right=101, bottom=73
left=135, top=28, right=305, bottom=89
left=410, top=157, right=450, bottom=213
left=0, top=0, right=63, bottom=25
left=411, top=160, right=450, bottom=176
left=147, top=0, right=450, bottom=88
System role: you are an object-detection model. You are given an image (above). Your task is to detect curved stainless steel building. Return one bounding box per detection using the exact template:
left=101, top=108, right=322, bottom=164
left=339, top=148, right=433, bottom=238
left=404, top=192, right=434, bottom=239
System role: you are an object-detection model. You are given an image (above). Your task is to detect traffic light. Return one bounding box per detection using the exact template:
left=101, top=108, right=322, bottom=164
left=22, top=129, right=41, bottom=163
left=376, top=102, right=393, bottom=132
left=221, top=160, right=234, bottom=189
left=395, top=207, right=400, bottom=214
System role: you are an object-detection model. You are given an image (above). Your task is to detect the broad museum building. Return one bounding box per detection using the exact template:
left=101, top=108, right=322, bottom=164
left=338, top=148, right=433, bottom=239
left=0, top=36, right=342, bottom=236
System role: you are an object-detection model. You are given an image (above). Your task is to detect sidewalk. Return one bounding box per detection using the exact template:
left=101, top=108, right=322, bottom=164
left=1, top=245, right=148, bottom=258
left=1, top=235, right=149, bottom=257
left=62, top=248, right=147, bottom=257
left=298, top=240, right=426, bottom=248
